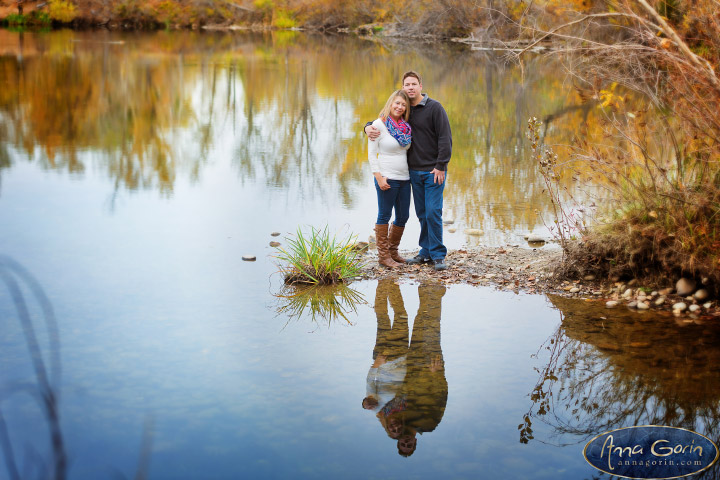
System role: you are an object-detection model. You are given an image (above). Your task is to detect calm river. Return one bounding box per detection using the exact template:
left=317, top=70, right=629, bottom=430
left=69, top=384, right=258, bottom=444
left=1, top=29, right=719, bottom=479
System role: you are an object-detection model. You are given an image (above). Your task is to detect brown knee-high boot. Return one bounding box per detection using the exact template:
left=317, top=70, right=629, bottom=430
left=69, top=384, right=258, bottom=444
left=387, top=223, right=406, bottom=264
left=375, top=224, right=401, bottom=268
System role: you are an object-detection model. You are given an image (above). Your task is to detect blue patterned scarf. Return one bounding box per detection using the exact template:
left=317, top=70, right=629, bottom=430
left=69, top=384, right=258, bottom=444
left=385, top=116, right=412, bottom=147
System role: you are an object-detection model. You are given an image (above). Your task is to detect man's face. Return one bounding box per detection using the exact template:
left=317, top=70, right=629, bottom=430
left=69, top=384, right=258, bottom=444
left=403, top=76, right=422, bottom=102
left=398, top=434, right=417, bottom=456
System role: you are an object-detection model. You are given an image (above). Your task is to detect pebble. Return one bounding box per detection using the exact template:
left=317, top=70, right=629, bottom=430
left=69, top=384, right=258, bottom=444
left=627, top=301, right=638, bottom=308
left=676, top=278, right=696, bottom=296
left=353, top=241, right=369, bottom=252
left=606, top=300, right=619, bottom=308
left=654, top=296, right=666, bottom=306
left=637, top=295, right=647, bottom=302
left=443, top=219, right=455, bottom=225
left=465, top=229, right=482, bottom=235
left=694, top=289, right=709, bottom=301
left=269, top=241, right=281, bottom=247
left=659, top=287, right=673, bottom=295
left=583, top=274, right=596, bottom=281
left=689, top=304, right=701, bottom=313
left=242, top=255, right=257, bottom=261
left=622, top=288, right=633, bottom=298
left=672, top=302, right=687, bottom=312
left=704, top=302, right=713, bottom=309
left=448, top=227, right=457, bottom=233
left=569, top=287, right=580, bottom=293
left=527, top=234, right=546, bottom=242
left=637, top=301, right=650, bottom=310
left=271, top=232, right=281, bottom=237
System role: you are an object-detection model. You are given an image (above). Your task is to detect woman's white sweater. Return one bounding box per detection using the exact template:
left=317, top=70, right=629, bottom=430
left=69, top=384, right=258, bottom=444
left=367, top=118, right=410, bottom=181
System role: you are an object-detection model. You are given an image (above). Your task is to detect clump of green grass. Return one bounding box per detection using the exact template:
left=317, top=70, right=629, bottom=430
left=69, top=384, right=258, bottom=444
left=274, top=226, right=364, bottom=285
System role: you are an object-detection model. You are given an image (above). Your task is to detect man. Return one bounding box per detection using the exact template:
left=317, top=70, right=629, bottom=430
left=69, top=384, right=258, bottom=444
left=365, top=71, right=452, bottom=271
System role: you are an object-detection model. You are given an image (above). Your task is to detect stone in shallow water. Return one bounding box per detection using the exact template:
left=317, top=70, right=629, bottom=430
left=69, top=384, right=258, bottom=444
left=689, top=304, right=701, bottom=313
left=672, top=302, right=687, bottom=312
left=694, top=288, right=709, bottom=301
left=676, top=277, right=696, bottom=296
left=569, top=287, right=580, bottom=293
left=527, top=234, right=546, bottom=243
left=606, top=300, right=619, bottom=308
left=271, top=232, right=281, bottom=237
left=242, top=255, right=256, bottom=261
left=269, top=241, right=281, bottom=247
left=464, top=228, right=482, bottom=235
left=654, top=296, right=666, bottom=306
left=637, top=302, right=650, bottom=310
left=447, top=227, right=457, bottom=233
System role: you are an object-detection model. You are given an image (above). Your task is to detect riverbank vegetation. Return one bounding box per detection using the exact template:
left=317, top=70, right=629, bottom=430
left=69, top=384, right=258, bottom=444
left=519, top=0, right=720, bottom=290
left=0, top=0, right=607, bottom=35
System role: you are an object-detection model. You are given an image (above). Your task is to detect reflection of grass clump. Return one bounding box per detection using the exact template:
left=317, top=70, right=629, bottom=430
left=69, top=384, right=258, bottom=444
left=275, top=283, right=365, bottom=327
left=274, top=226, right=363, bottom=285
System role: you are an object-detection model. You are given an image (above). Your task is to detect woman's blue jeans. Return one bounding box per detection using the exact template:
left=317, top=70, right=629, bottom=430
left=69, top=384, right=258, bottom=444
left=375, top=178, right=411, bottom=226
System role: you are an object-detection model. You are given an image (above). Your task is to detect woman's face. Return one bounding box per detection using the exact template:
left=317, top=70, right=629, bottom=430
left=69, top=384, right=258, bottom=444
left=390, top=96, right=407, bottom=119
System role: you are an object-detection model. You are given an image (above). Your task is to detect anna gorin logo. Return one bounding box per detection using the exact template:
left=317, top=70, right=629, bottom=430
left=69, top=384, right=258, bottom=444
left=584, top=425, right=719, bottom=479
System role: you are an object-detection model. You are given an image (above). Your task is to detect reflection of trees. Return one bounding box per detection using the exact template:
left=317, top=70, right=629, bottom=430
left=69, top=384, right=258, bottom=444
left=1, top=29, right=622, bottom=231
left=523, top=294, right=720, bottom=477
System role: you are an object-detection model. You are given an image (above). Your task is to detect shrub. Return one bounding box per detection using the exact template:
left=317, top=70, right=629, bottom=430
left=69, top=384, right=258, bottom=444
left=274, top=226, right=364, bottom=285
left=5, top=13, right=27, bottom=25
left=31, top=10, right=52, bottom=25
left=49, top=0, right=77, bottom=23
left=272, top=9, right=296, bottom=29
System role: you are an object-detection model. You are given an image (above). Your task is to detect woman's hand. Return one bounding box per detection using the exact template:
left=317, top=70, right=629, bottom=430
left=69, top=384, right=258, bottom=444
left=376, top=175, right=391, bottom=191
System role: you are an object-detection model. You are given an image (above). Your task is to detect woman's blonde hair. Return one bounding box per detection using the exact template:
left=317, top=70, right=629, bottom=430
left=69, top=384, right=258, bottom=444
left=379, top=90, right=410, bottom=122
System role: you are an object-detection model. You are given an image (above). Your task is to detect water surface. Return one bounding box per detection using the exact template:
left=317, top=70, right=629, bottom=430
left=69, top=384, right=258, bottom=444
left=1, top=29, right=719, bottom=480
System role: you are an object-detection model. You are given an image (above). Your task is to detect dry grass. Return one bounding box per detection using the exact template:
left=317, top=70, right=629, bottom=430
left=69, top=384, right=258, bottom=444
left=518, top=1, right=720, bottom=289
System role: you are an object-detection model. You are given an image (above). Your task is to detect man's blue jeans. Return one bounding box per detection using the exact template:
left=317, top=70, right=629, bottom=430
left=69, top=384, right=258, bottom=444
left=409, top=170, right=447, bottom=260
left=375, top=178, right=411, bottom=226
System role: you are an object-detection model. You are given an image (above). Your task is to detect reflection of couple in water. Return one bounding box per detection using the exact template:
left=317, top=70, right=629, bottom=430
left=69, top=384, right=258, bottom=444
left=362, top=279, right=448, bottom=457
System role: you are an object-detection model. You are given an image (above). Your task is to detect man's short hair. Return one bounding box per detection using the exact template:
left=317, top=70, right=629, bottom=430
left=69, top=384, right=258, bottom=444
left=402, top=71, right=422, bottom=85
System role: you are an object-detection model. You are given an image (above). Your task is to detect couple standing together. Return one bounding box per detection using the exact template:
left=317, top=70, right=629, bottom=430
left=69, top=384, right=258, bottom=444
left=365, top=70, right=452, bottom=272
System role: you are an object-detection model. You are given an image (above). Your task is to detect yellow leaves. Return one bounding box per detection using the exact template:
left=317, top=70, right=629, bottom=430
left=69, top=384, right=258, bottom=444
left=49, top=0, right=77, bottom=23
left=598, top=82, right=622, bottom=109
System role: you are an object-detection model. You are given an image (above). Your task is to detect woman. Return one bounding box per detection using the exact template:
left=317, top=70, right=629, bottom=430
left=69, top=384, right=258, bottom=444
left=368, top=89, right=412, bottom=268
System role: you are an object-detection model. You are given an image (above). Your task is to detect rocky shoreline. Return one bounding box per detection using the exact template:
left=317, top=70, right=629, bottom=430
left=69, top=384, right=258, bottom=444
left=355, top=245, right=720, bottom=320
